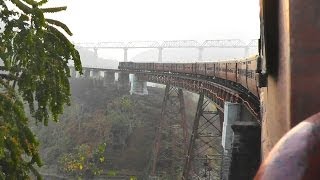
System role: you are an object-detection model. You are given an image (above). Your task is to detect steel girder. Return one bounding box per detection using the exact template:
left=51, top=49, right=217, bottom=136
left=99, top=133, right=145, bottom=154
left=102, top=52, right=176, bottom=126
left=150, top=85, right=189, bottom=178
left=182, top=93, right=223, bottom=179
left=75, top=39, right=258, bottom=49
left=137, top=72, right=260, bottom=121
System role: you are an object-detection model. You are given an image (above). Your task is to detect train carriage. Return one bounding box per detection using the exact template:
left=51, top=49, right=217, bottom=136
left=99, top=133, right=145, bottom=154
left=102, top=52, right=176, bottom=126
left=214, top=63, right=220, bottom=78
left=237, top=59, right=248, bottom=89
left=163, top=63, right=172, bottom=72
left=216, top=61, right=227, bottom=80
left=196, top=63, right=206, bottom=76
left=246, top=56, right=259, bottom=97
left=133, top=63, right=139, bottom=70
left=146, top=63, right=154, bottom=71
left=171, top=63, right=177, bottom=73
left=118, top=55, right=260, bottom=99
left=118, top=62, right=123, bottom=69
left=119, top=62, right=128, bottom=70
left=183, top=63, right=193, bottom=74
left=155, top=63, right=164, bottom=71
left=226, top=61, right=237, bottom=83
left=176, top=63, right=184, bottom=74
left=141, top=63, right=149, bottom=71
left=205, top=62, right=215, bottom=77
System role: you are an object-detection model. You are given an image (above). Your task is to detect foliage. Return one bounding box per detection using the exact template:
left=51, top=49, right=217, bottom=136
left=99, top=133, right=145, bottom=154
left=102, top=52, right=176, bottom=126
left=119, top=96, right=134, bottom=112
left=0, top=0, right=81, bottom=179
left=59, top=143, right=106, bottom=178
left=130, top=176, right=138, bottom=180
left=106, top=170, right=117, bottom=176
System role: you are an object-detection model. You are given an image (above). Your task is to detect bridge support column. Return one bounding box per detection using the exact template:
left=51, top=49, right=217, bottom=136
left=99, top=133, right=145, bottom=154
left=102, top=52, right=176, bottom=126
left=91, top=70, right=102, bottom=87
left=123, top=48, right=128, bottom=62
left=150, top=85, right=188, bottom=179
left=158, top=47, right=163, bottom=63
left=117, top=72, right=130, bottom=92
left=91, top=70, right=100, bottom=79
left=83, top=69, right=90, bottom=78
left=183, top=94, right=222, bottom=180
left=221, top=103, right=260, bottom=180
left=130, top=74, right=148, bottom=95
left=221, top=103, right=241, bottom=180
left=229, top=121, right=260, bottom=180
left=69, top=67, right=76, bottom=78
left=103, top=71, right=115, bottom=85
left=198, top=47, right=204, bottom=61
left=94, top=48, right=98, bottom=60
left=222, top=103, right=241, bottom=151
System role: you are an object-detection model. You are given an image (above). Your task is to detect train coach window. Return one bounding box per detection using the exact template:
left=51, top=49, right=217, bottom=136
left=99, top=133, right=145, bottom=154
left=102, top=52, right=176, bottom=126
left=247, top=70, right=255, bottom=78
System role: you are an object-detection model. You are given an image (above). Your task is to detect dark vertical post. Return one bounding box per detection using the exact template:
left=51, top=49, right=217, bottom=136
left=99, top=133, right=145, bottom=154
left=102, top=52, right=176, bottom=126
left=178, top=89, right=188, bottom=151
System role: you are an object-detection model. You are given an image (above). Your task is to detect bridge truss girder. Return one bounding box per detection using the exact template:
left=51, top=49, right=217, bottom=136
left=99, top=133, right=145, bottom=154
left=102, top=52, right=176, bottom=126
left=150, top=85, right=189, bottom=178
left=75, top=39, right=258, bottom=49
left=137, top=72, right=260, bottom=121
left=182, top=93, right=223, bottom=179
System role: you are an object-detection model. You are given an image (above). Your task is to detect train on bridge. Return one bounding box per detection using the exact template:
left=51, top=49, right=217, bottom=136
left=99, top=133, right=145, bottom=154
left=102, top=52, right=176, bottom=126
left=118, top=55, right=260, bottom=98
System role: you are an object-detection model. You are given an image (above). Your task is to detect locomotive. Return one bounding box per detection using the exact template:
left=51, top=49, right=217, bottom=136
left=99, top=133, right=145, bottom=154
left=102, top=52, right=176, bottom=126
left=118, top=55, right=259, bottom=98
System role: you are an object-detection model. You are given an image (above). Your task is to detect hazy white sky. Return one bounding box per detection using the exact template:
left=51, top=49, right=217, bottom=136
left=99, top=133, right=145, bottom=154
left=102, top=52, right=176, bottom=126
left=46, top=0, right=260, bottom=43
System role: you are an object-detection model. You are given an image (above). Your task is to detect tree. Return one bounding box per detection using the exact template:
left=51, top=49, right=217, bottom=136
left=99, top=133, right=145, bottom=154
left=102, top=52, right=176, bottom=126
left=0, top=0, right=82, bottom=179
left=59, top=143, right=107, bottom=178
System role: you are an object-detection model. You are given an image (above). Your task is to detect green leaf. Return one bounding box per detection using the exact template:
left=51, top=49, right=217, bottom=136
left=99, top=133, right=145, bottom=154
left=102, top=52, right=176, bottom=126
left=46, top=18, right=73, bottom=36
left=0, top=0, right=82, bottom=178
left=37, top=0, right=48, bottom=6
left=11, top=0, right=32, bottom=14
left=41, top=6, right=67, bottom=13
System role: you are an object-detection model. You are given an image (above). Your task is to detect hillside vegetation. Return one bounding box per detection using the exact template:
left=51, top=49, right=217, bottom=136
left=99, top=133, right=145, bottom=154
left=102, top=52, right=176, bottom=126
left=32, top=79, right=199, bottom=179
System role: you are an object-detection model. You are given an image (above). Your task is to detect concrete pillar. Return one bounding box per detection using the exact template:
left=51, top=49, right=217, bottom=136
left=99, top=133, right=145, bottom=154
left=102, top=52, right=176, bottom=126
left=69, top=67, right=76, bottom=78
left=103, top=71, right=115, bottom=85
left=221, top=102, right=261, bottom=180
left=130, top=74, right=148, bottom=95
left=229, top=121, right=260, bottom=180
left=158, top=47, right=163, bottom=62
left=91, top=70, right=100, bottom=79
left=220, top=103, right=241, bottom=180
left=91, top=70, right=101, bottom=87
left=117, top=72, right=130, bottom=92
left=94, top=48, right=98, bottom=60
left=118, top=72, right=129, bottom=84
left=222, top=103, right=241, bottom=151
left=83, top=69, right=90, bottom=78
left=198, top=47, right=204, bottom=61
left=124, top=48, right=128, bottom=62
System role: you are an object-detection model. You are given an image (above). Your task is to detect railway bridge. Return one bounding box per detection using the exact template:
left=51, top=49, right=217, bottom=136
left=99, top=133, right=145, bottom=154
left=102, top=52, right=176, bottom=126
left=70, top=1, right=320, bottom=179
left=70, top=64, right=261, bottom=179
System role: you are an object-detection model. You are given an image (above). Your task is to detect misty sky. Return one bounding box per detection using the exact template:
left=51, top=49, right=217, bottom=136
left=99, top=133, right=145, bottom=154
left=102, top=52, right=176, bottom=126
left=46, top=0, right=260, bottom=43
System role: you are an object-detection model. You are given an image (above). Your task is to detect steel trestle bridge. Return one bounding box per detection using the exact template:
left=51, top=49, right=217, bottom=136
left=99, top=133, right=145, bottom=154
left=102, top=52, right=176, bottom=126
left=75, top=39, right=258, bottom=62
